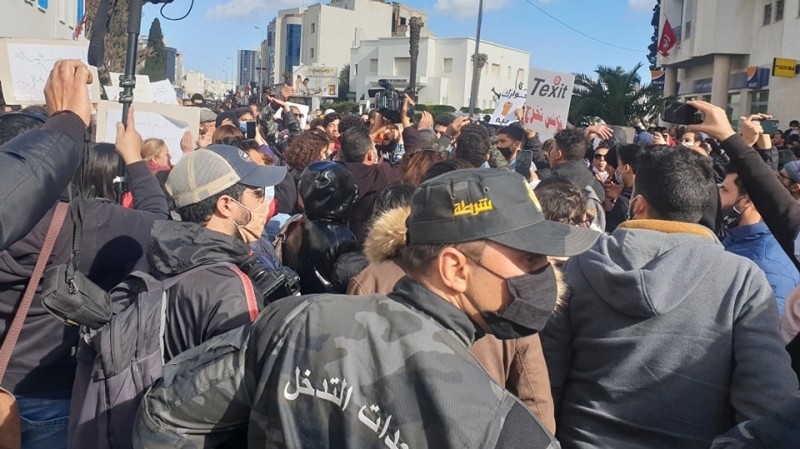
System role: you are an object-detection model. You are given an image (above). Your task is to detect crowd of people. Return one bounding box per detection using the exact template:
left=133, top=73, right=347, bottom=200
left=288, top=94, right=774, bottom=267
left=2, top=60, right=800, bottom=449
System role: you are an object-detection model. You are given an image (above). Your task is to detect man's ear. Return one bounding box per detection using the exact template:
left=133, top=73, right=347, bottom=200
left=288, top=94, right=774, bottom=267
left=438, top=247, right=470, bottom=294
left=216, top=195, right=237, bottom=219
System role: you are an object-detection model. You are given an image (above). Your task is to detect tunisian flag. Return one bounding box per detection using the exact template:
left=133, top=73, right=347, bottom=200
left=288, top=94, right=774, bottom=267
left=658, top=19, right=677, bottom=56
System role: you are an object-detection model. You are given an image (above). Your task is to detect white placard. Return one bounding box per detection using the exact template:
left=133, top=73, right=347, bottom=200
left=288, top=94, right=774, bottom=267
left=109, top=73, right=154, bottom=103
left=489, top=89, right=527, bottom=126
left=0, top=39, right=101, bottom=105
left=149, top=79, right=179, bottom=105
left=96, top=101, right=200, bottom=164
left=274, top=102, right=310, bottom=129
left=292, top=66, right=339, bottom=97
left=521, top=67, right=575, bottom=140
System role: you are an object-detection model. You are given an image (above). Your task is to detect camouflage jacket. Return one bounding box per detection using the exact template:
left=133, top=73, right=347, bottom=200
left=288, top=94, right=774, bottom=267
left=134, top=277, right=559, bottom=448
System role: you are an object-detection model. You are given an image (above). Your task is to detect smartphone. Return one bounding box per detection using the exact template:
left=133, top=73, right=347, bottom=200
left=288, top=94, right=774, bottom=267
left=515, top=150, right=533, bottom=179
left=246, top=121, right=256, bottom=139
left=662, top=100, right=704, bottom=125
left=761, top=119, right=779, bottom=135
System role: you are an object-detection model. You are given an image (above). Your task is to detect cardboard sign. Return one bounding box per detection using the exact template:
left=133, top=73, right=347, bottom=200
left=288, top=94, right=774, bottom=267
left=149, top=79, right=179, bottom=105
left=108, top=73, right=154, bottom=103
left=96, top=100, right=200, bottom=164
left=489, top=89, right=527, bottom=125
left=274, top=102, right=310, bottom=129
left=521, top=67, right=575, bottom=140
left=293, top=66, right=338, bottom=97
left=0, top=38, right=101, bottom=105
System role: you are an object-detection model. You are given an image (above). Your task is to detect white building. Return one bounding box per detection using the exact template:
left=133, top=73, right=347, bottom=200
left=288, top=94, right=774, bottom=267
left=265, top=0, right=428, bottom=88
left=658, top=0, right=800, bottom=125
left=182, top=71, right=206, bottom=97
left=3, top=0, right=86, bottom=40
left=204, top=78, right=236, bottom=99
left=351, top=36, right=529, bottom=110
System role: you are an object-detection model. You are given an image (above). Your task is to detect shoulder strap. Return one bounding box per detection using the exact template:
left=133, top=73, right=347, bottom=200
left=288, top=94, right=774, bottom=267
left=0, top=202, right=69, bottom=381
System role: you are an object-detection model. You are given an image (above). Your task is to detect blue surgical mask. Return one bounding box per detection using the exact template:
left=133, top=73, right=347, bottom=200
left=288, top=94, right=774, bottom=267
left=615, top=171, right=623, bottom=185
left=239, top=122, right=248, bottom=133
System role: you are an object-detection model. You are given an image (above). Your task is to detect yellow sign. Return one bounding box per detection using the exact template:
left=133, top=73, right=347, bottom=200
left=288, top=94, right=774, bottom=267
left=454, top=198, right=494, bottom=217
left=773, top=58, right=797, bottom=78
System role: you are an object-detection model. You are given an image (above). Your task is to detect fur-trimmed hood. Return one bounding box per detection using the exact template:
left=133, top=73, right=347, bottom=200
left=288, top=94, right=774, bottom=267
left=363, top=206, right=410, bottom=263
left=364, top=206, right=570, bottom=308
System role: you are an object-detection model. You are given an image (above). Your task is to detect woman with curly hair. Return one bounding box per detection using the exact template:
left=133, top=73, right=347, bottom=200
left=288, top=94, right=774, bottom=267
left=284, top=129, right=331, bottom=181
left=399, top=148, right=447, bottom=185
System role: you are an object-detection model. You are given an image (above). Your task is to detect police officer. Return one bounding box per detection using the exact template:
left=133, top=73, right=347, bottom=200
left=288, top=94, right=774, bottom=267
left=245, top=168, right=599, bottom=448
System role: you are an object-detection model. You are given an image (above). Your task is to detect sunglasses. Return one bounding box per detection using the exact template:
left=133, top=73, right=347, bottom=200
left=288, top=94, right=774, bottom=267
left=593, top=154, right=608, bottom=161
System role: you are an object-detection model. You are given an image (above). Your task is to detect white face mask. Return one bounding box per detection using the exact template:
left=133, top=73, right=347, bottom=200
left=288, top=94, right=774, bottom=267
left=681, top=140, right=694, bottom=147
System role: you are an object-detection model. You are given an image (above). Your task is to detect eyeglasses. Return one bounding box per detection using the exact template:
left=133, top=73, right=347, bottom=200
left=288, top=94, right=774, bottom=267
left=246, top=186, right=266, bottom=202
left=778, top=173, right=797, bottom=184
left=593, top=154, right=607, bottom=161
left=561, top=214, right=595, bottom=228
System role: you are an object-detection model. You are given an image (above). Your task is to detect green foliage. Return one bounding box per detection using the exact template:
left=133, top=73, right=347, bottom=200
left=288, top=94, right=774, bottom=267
left=569, top=63, right=663, bottom=127
left=648, top=0, right=662, bottom=70
left=140, top=18, right=168, bottom=81
left=338, top=64, right=350, bottom=101
left=322, top=101, right=360, bottom=115
left=425, top=104, right=457, bottom=116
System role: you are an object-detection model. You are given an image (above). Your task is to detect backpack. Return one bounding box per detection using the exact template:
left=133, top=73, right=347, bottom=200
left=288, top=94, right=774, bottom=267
left=67, top=262, right=259, bottom=449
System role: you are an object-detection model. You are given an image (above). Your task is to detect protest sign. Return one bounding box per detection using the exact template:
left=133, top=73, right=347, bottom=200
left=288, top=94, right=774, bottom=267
left=274, top=102, right=311, bottom=128
left=521, top=67, right=575, bottom=140
left=0, top=38, right=101, bottom=105
left=149, top=79, right=179, bottom=105
left=96, top=100, right=200, bottom=164
left=489, top=89, right=527, bottom=125
left=108, top=73, right=154, bottom=103
left=292, top=66, right=338, bottom=97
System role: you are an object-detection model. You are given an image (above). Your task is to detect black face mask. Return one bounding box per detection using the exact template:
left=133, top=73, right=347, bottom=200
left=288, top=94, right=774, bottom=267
left=497, top=146, right=514, bottom=160
left=471, top=262, right=559, bottom=340
left=722, top=202, right=744, bottom=231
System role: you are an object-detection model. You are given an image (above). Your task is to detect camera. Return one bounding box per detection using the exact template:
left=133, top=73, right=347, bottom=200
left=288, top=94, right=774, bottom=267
left=375, top=79, right=415, bottom=124
left=240, top=255, right=302, bottom=305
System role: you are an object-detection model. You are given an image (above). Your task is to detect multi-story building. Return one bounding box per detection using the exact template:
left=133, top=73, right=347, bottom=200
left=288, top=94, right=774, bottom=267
left=4, top=0, right=86, bottom=40
left=237, top=49, right=260, bottom=92
left=351, top=36, right=529, bottom=110
left=165, top=47, right=178, bottom=84
left=174, top=51, right=184, bottom=88
left=657, top=0, right=800, bottom=125
left=182, top=71, right=206, bottom=97
left=264, top=0, right=428, bottom=89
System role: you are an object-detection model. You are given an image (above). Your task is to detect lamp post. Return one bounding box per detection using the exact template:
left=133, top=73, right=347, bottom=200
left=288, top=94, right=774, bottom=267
left=228, top=56, right=234, bottom=94
left=468, top=0, right=485, bottom=117
left=255, top=25, right=266, bottom=99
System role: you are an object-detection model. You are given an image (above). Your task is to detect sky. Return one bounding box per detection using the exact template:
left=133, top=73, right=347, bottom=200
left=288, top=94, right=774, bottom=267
left=150, top=0, right=658, bottom=84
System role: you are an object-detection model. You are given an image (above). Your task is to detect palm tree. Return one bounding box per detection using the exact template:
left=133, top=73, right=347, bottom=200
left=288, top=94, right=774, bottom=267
left=569, top=63, right=663, bottom=127
left=408, top=16, right=424, bottom=94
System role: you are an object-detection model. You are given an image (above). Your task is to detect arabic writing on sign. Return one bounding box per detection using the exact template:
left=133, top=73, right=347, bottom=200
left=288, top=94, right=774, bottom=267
left=523, top=106, right=565, bottom=130
left=7, top=43, right=93, bottom=102
left=102, top=110, right=189, bottom=164
left=453, top=198, right=494, bottom=217
left=284, top=367, right=410, bottom=449
left=490, top=89, right=527, bottom=125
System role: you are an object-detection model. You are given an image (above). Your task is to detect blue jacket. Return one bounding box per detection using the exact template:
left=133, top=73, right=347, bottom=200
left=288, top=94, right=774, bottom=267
left=724, top=222, right=800, bottom=314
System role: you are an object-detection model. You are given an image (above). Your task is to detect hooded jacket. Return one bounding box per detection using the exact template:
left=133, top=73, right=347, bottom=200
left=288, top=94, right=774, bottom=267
left=541, top=220, right=798, bottom=449
left=347, top=207, right=557, bottom=433
left=0, top=161, right=168, bottom=396
left=146, top=220, right=259, bottom=362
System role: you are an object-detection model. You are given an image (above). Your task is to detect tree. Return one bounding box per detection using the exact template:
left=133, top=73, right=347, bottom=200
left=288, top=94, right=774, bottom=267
left=647, top=0, right=662, bottom=70
left=338, top=64, right=350, bottom=101
left=140, top=18, right=168, bottom=81
left=408, top=16, right=424, bottom=94
left=569, top=63, right=663, bottom=127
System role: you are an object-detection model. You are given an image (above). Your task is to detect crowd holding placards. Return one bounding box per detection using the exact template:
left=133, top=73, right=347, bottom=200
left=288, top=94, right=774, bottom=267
left=2, top=60, right=800, bottom=449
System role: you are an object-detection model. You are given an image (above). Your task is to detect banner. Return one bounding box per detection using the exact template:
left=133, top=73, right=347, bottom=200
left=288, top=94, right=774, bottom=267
left=489, top=89, right=527, bottom=125
left=0, top=38, right=101, bottom=105
left=773, top=57, right=797, bottom=78
left=522, top=68, right=575, bottom=141
left=293, top=66, right=338, bottom=97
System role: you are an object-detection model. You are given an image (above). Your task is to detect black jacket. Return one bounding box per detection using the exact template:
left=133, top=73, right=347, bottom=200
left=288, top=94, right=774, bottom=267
left=340, top=161, right=401, bottom=241
left=721, top=134, right=800, bottom=270
left=0, top=161, right=169, bottom=395
left=0, top=112, right=86, bottom=250
left=552, top=160, right=606, bottom=203
left=145, top=220, right=260, bottom=362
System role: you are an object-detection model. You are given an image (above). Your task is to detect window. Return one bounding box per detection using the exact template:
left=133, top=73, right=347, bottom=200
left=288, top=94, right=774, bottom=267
left=38, top=0, right=48, bottom=8
left=370, top=59, right=378, bottom=72
left=727, top=92, right=742, bottom=128
left=507, top=66, right=512, bottom=79
left=443, top=58, right=453, bottom=73
left=776, top=0, right=784, bottom=21
left=684, top=21, right=691, bottom=38
left=309, top=48, right=315, bottom=59
left=400, top=17, right=407, bottom=26
left=311, top=23, right=316, bottom=34
left=353, top=64, right=358, bottom=76
left=394, top=57, right=410, bottom=77
left=764, top=3, right=773, bottom=25
left=750, top=90, right=770, bottom=114
left=491, top=63, right=500, bottom=78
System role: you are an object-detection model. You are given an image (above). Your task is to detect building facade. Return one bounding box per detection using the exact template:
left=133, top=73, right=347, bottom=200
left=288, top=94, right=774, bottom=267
left=265, top=0, right=428, bottom=89
left=165, top=47, right=177, bottom=84
left=4, top=0, right=86, bottom=40
left=237, top=49, right=260, bottom=92
left=351, top=37, right=529, bottom=110
left=658, top=0, right=800, bottom=126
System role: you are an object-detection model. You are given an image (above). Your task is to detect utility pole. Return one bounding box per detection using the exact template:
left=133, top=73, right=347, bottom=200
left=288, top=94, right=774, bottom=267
left=468, top=0, right=485, bottom=117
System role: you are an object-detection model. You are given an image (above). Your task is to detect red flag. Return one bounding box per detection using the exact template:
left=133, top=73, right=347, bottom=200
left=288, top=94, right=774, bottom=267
left=657, top=18, right=677, bottom=57
left=74, top=14, right=87, bottom=40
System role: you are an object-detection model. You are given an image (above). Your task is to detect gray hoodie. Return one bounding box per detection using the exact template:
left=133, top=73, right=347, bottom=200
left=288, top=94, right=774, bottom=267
left=541, top=222, right=798, bottom=449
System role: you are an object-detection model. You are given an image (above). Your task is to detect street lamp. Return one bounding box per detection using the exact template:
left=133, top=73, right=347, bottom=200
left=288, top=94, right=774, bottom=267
left=228, top=56, right=234, bottom=94
left=468, top=0, right=485, bottom=117
left=255, top=25, right=266, bottom=99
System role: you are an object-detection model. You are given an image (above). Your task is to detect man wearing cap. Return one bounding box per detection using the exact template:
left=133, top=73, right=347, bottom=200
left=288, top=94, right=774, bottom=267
left=237, top=168, right=599, bottom=447
left=541, top=146, right=797, bottom=449
left=151, top=144, right=286, bottom=361
left=782, top=160, right=800, bottom=203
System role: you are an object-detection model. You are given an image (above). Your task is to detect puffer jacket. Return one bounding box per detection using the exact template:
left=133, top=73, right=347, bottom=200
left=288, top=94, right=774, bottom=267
left=346, top=206, right=557, bottom=433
